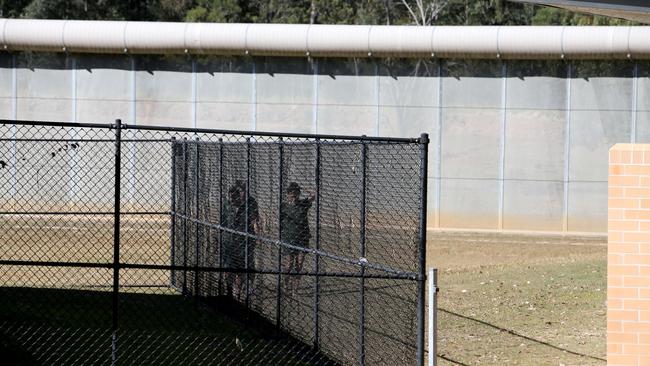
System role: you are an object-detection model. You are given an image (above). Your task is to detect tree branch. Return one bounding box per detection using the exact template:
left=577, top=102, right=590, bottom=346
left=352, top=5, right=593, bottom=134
left=400, top=0, right=421, bottom=25
left=417, top=0, right=426, bottom=26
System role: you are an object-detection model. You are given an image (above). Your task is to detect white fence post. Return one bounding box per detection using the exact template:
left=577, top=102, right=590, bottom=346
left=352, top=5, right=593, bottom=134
left=428, top=267, right=438, bottom=366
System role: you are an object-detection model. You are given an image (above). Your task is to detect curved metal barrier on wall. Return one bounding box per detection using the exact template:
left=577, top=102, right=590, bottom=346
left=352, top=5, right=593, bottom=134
left=1, top=18, right=650, bottom=59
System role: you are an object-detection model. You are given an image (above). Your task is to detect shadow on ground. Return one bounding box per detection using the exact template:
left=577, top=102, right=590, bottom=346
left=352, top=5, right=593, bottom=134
left=0, top=286, right=335, bottom=366
left=437, top=308, right=605, bottom=365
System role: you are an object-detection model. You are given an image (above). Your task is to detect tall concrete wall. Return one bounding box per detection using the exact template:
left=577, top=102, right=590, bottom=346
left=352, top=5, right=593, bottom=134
left=0, top=53, right=644, bottom=234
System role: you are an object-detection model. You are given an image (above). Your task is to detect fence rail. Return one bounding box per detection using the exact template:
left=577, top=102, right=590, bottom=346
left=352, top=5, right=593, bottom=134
left=0, top=119, right=428, bottom=366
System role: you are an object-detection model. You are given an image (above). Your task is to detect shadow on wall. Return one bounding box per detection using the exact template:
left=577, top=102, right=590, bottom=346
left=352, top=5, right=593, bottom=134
left=1, top=52, right=640, bottom=80
left=0, top=53, right=407, bottom=82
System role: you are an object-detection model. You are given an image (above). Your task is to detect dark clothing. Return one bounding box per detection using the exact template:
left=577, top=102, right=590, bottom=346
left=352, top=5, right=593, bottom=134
left=281, top=198, right=312, bottom=250
left=223, top=196, right=259, bottom=234
left=222, top=197, right=259, bottom=269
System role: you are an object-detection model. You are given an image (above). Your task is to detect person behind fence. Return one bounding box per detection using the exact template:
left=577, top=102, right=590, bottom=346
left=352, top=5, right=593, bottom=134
left=222, top=180, right=259, bottom=300
left=281, top=182, right=315, bottom=293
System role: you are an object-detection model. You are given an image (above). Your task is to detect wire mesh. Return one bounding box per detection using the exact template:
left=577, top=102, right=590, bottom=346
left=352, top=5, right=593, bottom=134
left=0, top=120, right=426, bottom=366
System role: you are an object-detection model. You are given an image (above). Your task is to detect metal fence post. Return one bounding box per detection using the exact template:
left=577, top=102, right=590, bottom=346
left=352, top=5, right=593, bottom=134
left=245, top=137, right=251, bottom=310
left=9, top=56, right=17, bottom=198
left=170, top=137, right=177, bottom=287
left=218, top=138, right=224, bottom=296
left=417, top=133, right=430, bottom=366
left=194, top=137, right=201, bottom=297
left=359, top=141, right=367, bottom=366
left=111, top=119, right=122, bottom=366
left=276, top=137, right=284, bottom=331
left=428, top=268, right=438, bottom=366
left=313, top=138, right=321, bottom=349
left=182, top=139, right=188, bottom=295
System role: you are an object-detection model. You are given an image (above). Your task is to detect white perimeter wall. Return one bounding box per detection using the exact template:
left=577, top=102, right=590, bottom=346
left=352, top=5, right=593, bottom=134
left=0, top=53, right=645, bottom=234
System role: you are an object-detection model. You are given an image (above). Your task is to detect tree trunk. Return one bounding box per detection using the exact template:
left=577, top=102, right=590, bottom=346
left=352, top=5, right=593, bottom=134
left=384, top=0, right=392, bottom=25
left=310, top=0, right=317, bottom=24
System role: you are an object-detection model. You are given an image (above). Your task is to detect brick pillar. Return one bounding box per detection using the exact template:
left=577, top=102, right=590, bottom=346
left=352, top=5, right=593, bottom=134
left=608, top=144, right=650, bottom=365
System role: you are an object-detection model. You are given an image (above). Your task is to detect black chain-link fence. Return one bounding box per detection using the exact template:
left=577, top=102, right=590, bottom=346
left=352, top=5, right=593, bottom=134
left=0, top=119, right=428, bottom=366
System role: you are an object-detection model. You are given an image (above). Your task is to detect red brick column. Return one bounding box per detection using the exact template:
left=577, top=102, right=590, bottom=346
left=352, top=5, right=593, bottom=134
left=608, top=144, right=650, bottom=365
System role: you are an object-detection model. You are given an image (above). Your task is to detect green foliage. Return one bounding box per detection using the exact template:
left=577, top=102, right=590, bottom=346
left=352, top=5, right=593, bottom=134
left=184, top=0, right=243, bottom=22
left=0, top=0, right=32, bottom=18
left=248, top=0, right=312, bottom=23
left=354, top=0, right=390, bottom=25
left=432, top=0, right=535, bottom=25
left=531, top=5, right=636, bottom=25
left=151, top=0, right=195, bottom=20
left=311, top=0, right=356, bottom=24
left=0, top=0, right=641, bottom=26
left=17, top=0, right=133, bottom=20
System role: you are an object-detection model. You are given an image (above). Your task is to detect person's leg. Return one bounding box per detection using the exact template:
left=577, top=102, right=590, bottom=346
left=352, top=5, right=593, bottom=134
left=225, top=272, right=233, bottom=297
left=246, top=243, right=256, bottom=297
left=291, top=252, right=305, bottom=293
left=283, top=251, right=293, bottom=289
left=223, top=249, right=234, bottom=297
left=232, top=240, right=246, bottom=301
left=290, top=254, right=300, bottom=294
left=287, top=252, right=303, bottom=293
left=295, top=253, right=305, bottom=273
left=234, top=274, right=243, bottom=301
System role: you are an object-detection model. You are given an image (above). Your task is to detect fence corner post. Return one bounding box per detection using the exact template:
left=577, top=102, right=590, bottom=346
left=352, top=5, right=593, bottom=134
left=170, top=136, right=177, bottom=290
left=111, top=119, right=123, bottom=366
left=245, top=136, right=251, bottom=311
left=313, top=138, right=321, bottom=350
left=194, top=136, right=201, bottom=297
left=417, top=132, right=429, bottom=366
left=276, top=137, right=284, bottom=334
left=359, top=140, right=367, bottom=366
left=218, top=137, right=224, bottom=297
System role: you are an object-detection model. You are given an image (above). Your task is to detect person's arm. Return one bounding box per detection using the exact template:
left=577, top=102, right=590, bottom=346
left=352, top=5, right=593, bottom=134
left=221, top=203, right=228, bottom=226
left=253, top=216, right=261, bottom=235
left=251, top=198, right=260, bottom=233
left=300, top=191, right=315, bottom=209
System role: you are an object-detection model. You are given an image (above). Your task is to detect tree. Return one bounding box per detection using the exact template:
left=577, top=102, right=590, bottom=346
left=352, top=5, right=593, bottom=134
left=153, top=0, right=195, bottom=20
left=0, top=0, right=639, bottom=26
left=531, top=6, right=635, bottom=25
left=399, top=0, right=450, bottom=25
left=0, top=0, right=32, bottom=18
left=184, top=0, right=243, bottom=23
left=312, top=0, right=356, bottom=24
left=249, top=0, right=312, bottom=23
left=438, top=0, right=536, bottom=26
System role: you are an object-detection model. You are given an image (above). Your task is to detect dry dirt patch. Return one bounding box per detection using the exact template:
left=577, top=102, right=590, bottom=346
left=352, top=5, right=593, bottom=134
left=427, top=231, right=606, bottom=366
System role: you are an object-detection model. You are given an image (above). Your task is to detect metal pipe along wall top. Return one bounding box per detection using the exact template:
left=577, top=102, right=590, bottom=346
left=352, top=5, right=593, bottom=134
left=2, top=18, right=650, bottom=59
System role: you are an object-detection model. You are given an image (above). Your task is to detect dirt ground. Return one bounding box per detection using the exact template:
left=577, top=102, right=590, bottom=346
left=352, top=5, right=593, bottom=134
left=0, top=215, right=608, bottom=365
left=427, top=231, right=607, bottom=366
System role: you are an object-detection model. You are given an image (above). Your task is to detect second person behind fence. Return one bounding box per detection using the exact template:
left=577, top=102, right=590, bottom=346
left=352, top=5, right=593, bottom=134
left=281, top=182, right=315, bottom=293
left=223, top=180, right=260, bottom=301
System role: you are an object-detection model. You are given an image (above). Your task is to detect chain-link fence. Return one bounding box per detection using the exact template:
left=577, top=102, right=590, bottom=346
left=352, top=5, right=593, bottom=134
left=0, top=119, right=428, bottom=366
